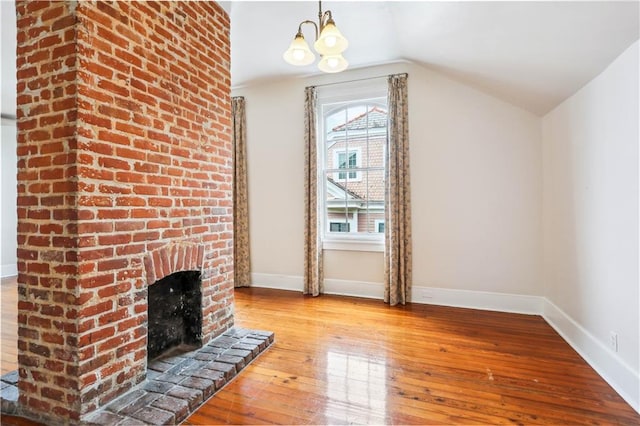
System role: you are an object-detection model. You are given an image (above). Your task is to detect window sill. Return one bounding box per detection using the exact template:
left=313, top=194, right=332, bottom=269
left=323, top=237, right=384, bottom=252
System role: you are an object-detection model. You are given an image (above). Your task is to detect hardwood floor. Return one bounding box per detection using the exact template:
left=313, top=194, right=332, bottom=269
left=1, top=278, right=638, bottom=424
left=1, top=276, right=18, bottom=375
left=186, top=287, right=639, bottom=425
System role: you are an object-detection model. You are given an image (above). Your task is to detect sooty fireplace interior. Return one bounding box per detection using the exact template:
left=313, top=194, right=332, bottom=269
left=147, top=271, right=203, bottom=360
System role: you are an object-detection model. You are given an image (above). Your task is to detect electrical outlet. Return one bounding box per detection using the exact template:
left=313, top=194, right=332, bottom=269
left=609, top=332, right=618, bottom=352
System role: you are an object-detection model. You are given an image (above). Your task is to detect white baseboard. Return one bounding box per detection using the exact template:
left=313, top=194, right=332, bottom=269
left=324, top=278, right=384, bottom=299
left=0, top=263, right=17, bottom=278
left=250, top=273, right=302, bottom=292
left=542, top=299, right=639, bottom=413
left=250, top=273, right=541, bottom=313
left=248, top=273, right=639, bottom=413
left=250, top=273, right=384, bottom=299
left=412, top=285, right=543, bottom=315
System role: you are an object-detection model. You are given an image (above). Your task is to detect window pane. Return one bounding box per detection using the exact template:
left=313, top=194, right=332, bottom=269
left=368, top=138, right=386, bottom=169
left=366, top=169, right=385, bottom=203
left=326, top=171, right=351, bottom=233
left=348, top=152, right=356, bottom=167
left=363, top=169, right=385, bottom=233
left=362, top=105, right=387, bottom=169
left=337, top=152, right=347, bottom=180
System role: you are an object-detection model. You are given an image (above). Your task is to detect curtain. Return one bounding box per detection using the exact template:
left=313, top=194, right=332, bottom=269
left=232, top=96, right=251, bottom=287
left=384, top=74, right=412, bottom=306
left=303, top=87, right=323, bottom=296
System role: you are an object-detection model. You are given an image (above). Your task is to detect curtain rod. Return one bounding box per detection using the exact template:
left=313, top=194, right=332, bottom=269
left=308, top=72, right=407, bottom=89
left=1, top=113, right=16, bottom=120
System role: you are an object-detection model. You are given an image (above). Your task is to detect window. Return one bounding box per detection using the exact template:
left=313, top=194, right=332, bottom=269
left=329, top=222, right=350, bottom=232
left=336, top=150, right=358, bottom=180
left=317, top=81, right=387, bottom=251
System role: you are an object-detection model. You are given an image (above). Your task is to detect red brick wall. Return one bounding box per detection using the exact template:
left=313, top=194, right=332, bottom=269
left=15, top=1, right=232, bottom=422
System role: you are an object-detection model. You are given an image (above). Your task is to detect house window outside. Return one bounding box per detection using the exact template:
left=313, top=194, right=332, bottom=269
left=318, top=81, right=387, bottom=251
left=336, top=150, right=358, bottom=180
left=375, top=220, right=385, bottom=233
left=334, top=148, right=362, bottom=181
left=329, top=222, right=350, bottom=232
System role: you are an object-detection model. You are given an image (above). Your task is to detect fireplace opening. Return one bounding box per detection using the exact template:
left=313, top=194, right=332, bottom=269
left=147, top=270, right=203, bottom=360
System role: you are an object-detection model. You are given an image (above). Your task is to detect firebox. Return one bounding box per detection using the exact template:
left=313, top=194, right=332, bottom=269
left=147, top=271, right=203, bottom=360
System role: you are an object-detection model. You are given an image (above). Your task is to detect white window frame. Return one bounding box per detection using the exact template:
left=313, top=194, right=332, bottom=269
left=374, top=219, right=385, bottom=234
left=316, top=79, right=387, bottom=252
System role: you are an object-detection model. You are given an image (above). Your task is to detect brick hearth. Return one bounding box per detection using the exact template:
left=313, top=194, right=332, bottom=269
left=12, top=1, right=240, bottom=423
left=2, top=328, right=274, bottom=425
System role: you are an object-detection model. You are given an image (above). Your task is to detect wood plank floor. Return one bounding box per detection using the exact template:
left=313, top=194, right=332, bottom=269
left=1, top=278, right=638, bottom=424
left=186, top=287, right=639, bottom=425
left=1, top=276, right=19, bottom=375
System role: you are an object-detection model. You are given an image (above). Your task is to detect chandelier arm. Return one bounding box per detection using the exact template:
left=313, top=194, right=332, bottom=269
left=298, top=19, right=319, bottom=40
left=320, top=11, right=333, bottom=31
left=318, top=1, right=333, bottom=32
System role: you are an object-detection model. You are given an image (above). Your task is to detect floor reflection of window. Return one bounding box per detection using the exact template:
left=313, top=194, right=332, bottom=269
left=326, top=351, right=387, bottom=423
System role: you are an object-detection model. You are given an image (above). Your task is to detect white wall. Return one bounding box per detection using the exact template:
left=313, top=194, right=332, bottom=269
left=1, top=1, right=17, bottom=116
left=1, top=118, right=17, bottom=277
left=542, top=41, right=639, bottom=410
left=1, top=0, right=17, bottom=277
left=233, top=61, right=542, bottom=299
left=409, top=64, right=541, bottom=296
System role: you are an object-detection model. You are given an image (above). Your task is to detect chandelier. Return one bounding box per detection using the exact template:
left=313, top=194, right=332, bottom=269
left=283, top=1, right=349, bottom=73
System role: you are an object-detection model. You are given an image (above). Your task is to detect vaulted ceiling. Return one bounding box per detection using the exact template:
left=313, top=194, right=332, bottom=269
left=1, top=2, right=638, bottom=117
left=229, top=1, right=639, bottom=115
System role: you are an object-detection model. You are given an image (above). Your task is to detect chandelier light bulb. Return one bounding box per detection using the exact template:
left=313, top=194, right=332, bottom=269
left=324, top=35, right=337, bottom=48
left=318, top=54, right=348, bottom=73
left=283, top=33, right=316, bottom=66
left=293, top=49, right=306, bottom=61
left=314, top=20, right=348, bottom=56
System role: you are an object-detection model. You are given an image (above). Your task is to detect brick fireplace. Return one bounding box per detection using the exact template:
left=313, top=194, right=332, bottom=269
left=14, top=1, right=234, bottom=423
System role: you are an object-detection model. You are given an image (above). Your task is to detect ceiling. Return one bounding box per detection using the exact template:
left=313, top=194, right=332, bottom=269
left=2, top=2, right=638, bottom=117
left=230, top=1, right=639, bottom=115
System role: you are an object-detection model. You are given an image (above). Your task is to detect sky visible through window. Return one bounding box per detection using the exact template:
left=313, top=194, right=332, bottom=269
left=325, top=105, right=368, bottom=135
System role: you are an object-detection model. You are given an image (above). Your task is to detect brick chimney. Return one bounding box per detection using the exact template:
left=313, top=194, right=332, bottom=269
left=15, top=1, right=233, bottom=423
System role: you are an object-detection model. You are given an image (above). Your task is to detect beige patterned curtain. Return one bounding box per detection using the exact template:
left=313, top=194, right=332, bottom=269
left=303, top=87, right=323, bottom=296
left=232, top=96, right=251, bottom=287
left=385, top=74, right=412, bottom=306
